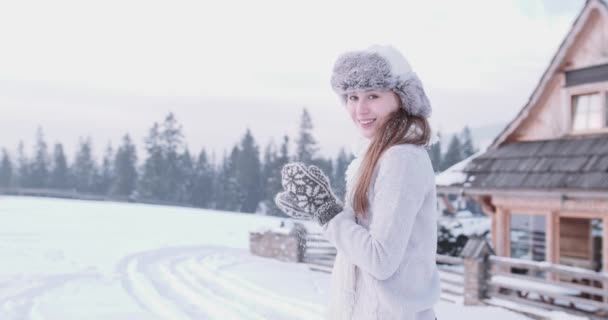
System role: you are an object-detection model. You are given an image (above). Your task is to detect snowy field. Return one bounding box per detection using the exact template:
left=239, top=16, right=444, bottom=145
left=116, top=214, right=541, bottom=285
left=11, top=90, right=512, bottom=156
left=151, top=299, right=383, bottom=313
left=0, top=196, right=558, bottom=319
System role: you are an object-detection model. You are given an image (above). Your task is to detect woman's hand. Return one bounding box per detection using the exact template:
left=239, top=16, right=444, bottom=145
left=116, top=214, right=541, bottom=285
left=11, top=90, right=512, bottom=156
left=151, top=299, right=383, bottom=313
left=274, top=162, right=343, bottom=225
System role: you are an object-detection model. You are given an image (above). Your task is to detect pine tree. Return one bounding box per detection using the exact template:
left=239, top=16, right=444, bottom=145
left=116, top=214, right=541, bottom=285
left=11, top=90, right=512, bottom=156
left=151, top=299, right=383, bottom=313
left=333, top=148, right=354, bottom=201
left=110, top=134, right=138, bottom=198
left=176, top=148, right=195, bottom=204
left=260, top=141, right=275, bottom=213
left=16, top=141, right=30, bottom=188
left=295, top=108, right=318, bottom=164
left=278, top=135, right=290, bottom=165
left=96, top=143, right=114, bottom=195
left=72, top=137, right=98, bottom=193
left=275, top=136, right=291, bottom=213
left=30, top=127, right=49, bottom=188
left=442, top=135, right=463, bottom=170
left=236, top=129, right=261, bottom=213
left=261, top=135, right=291, bottom=217
left=460, top=126, right=477, bottom=158
left=0, top=149, right=14, bottom=188
left=138, top=123, right=164, bottom=200
left=213, top=152, right=229, bottom=210
left=428, top=131, right=443, bottom=172
left=215, top=147, right=241, bottom=211
left=49, top=143, right=70, bottom=189
left=160, top=113, right=185, bottom=202
left=191, top=148, right=214, bottom=208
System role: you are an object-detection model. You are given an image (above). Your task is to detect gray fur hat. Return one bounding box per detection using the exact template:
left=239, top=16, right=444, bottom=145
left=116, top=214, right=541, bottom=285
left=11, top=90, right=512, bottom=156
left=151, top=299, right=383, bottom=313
left=330, top=45, right=431, bottom=118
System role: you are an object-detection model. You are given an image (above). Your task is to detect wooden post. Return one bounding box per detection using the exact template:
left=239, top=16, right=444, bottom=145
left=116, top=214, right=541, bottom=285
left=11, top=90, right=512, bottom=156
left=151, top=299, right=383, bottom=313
left=496, top=207, right=506, bottom=256
left=475, top=196, right=497, bottom=253
left=490, top=211, right=497, bottom=252
left=602, top=217, right=607, bottom=273
left=494, top=207, right=511, bottom=274
left=546, top=211, right=560, bottom=281
left=603, top=217, right=608, bottom=303
left=504, top=211, right=511, bottom=258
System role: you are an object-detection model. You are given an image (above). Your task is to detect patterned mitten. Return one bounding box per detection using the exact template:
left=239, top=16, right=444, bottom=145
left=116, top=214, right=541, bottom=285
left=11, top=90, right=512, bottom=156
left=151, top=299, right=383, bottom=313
left=275, top=162, right=343, bottom=225
left=274, top=191, right=313, bottom=220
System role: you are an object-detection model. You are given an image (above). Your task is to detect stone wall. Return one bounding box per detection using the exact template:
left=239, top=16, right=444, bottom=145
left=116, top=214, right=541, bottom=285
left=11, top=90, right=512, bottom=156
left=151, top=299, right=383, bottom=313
left=249, top=223, right=306, bottom=263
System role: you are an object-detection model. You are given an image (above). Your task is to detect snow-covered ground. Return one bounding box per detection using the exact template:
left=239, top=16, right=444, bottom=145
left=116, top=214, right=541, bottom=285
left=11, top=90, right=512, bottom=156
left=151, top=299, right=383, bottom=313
left=0, top=196, right=557, bottom=319
left=438, top=210, right=491, bottom=238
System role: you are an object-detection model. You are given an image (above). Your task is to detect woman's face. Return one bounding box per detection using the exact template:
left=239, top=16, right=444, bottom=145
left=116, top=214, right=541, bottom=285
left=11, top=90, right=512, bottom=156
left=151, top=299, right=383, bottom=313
left=346, top=89, right=401, bottom=139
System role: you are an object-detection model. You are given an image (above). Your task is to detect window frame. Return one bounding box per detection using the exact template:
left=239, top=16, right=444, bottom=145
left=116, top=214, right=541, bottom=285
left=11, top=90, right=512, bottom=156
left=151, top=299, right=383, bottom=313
left=509, top=212, right=547, bottom=263
left=566, top=81, right=608, bottom=135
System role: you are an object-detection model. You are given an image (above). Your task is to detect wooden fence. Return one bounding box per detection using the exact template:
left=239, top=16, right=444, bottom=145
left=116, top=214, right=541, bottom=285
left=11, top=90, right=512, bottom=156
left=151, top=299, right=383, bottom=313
left=302, top=232, right=336, bottom=273
left=301, top=232, right=608, bottom=319
left=488, top=255, right=608, bottom=319
left=303, top=233, right=466, bottom=302
left=436, top=254, right=465, bottom=303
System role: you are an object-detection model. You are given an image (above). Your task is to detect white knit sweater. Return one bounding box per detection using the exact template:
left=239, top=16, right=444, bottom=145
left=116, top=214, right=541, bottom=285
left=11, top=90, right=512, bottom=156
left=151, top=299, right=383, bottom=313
left=322, top=143, right=441, bottom=320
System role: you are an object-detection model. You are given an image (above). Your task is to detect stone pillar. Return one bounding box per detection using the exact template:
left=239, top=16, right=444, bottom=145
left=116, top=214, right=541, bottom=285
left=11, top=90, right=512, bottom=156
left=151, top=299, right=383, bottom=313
left=461, top=237, right=494, bottom=305
left=463, top=258, right=489, bottom=305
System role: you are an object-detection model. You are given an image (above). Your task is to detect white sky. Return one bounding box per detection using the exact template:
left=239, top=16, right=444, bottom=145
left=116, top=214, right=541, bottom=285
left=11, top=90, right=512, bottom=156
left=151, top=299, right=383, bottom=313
left=0, top=0, right=585, bottom=161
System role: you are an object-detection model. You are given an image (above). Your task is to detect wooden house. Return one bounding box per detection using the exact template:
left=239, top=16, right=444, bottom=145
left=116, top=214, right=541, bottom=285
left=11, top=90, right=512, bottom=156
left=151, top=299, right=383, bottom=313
left=437, top=0, right=608, bottom=273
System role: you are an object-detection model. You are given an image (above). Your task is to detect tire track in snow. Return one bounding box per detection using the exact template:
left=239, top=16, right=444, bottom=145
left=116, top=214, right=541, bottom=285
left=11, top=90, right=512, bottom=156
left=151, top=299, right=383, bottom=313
left=117, top=246, right=325, bottom=320
left=0, top=272, right=100, bottom=320
left=160, top=257, right=267, bottom=320
left=187, top=255, right=324, bottom=320
left=124, top=256, right=192, bottom=320
left=119, top=246, right=265, bottom=320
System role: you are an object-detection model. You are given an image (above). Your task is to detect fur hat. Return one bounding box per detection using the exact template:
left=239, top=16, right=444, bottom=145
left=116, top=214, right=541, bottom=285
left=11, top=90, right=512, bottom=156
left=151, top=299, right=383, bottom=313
left=330, top=45, right=431, bottom=118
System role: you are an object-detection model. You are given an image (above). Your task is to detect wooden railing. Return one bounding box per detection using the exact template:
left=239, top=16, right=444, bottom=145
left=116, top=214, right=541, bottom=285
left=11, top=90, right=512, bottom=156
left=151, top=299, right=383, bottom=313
left=302, top=232, right=335, bottom=273
left=302, top=233, right=608, bottom=318
left=436, top=254, right=464, bottom=302
left=302, top=233, right=466, bottom=302
left=488, top=255, right=608, bottom=319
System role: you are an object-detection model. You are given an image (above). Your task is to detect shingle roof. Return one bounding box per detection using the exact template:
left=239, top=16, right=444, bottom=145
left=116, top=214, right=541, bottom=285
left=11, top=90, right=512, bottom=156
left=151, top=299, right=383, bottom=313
left=463, top=134, right=608, bottom=190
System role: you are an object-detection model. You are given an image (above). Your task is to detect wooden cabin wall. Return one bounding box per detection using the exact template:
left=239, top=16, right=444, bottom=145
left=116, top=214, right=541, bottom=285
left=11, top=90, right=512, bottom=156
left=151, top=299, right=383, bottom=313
left=568, top=9, right=608, bottom=69
left=505, top=6, right=608, bottom=144
left=559, top=217, right=593, bottom=268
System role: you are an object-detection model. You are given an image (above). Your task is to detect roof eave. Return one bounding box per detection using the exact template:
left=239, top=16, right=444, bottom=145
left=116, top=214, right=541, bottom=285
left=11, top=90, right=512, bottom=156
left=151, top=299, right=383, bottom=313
left=436, top=185, right=608, bottom=199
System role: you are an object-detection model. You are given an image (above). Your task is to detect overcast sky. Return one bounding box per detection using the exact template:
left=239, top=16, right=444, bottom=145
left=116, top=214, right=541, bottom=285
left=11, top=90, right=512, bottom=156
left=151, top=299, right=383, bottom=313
left=0, top=0, right=586, bottom=160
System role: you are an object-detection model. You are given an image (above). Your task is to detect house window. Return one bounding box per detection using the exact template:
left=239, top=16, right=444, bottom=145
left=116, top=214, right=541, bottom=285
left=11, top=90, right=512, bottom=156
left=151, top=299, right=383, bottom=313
left=571, top=93, right=605, bottom=131
left=510, top=213, right=546, bottom=262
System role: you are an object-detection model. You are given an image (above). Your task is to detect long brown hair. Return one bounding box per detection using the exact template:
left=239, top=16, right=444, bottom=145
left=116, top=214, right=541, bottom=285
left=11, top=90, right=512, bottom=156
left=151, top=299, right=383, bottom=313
left=352, top=105, right=431, bottom=219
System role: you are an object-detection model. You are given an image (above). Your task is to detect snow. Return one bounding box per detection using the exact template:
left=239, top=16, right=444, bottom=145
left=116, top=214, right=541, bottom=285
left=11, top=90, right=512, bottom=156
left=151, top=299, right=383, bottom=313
left=491, top=275, right=580, bottom=296
left=0, top=196, right=576, bottom=319
left=252, top=219, right=301, bottom=235
left=487, top=298, right=588, bottom=320
left=438, top=214, right=491, bottom=238
left=435, top=151, right=484, bottom=187
left=490, top=255, right=608, bottom=278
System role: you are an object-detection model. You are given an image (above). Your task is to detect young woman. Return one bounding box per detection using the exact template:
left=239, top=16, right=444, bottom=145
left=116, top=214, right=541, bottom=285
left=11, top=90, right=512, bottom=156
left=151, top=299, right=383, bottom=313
left=275, top=45, right=440, bottom=320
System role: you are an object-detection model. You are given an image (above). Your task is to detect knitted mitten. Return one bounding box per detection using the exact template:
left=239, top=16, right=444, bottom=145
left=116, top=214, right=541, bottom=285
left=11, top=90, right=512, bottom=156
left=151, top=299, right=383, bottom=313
left=274, top=162, right=343, bottom=225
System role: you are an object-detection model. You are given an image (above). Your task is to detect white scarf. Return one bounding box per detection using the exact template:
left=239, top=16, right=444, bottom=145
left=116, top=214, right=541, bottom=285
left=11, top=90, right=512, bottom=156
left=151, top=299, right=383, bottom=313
left=326, top=140, right=365, bottom=320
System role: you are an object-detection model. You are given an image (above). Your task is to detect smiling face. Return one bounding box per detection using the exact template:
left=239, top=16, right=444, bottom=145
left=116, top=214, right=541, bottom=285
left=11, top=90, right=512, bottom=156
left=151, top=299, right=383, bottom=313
left=345, top=89, right=401, bottom=139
